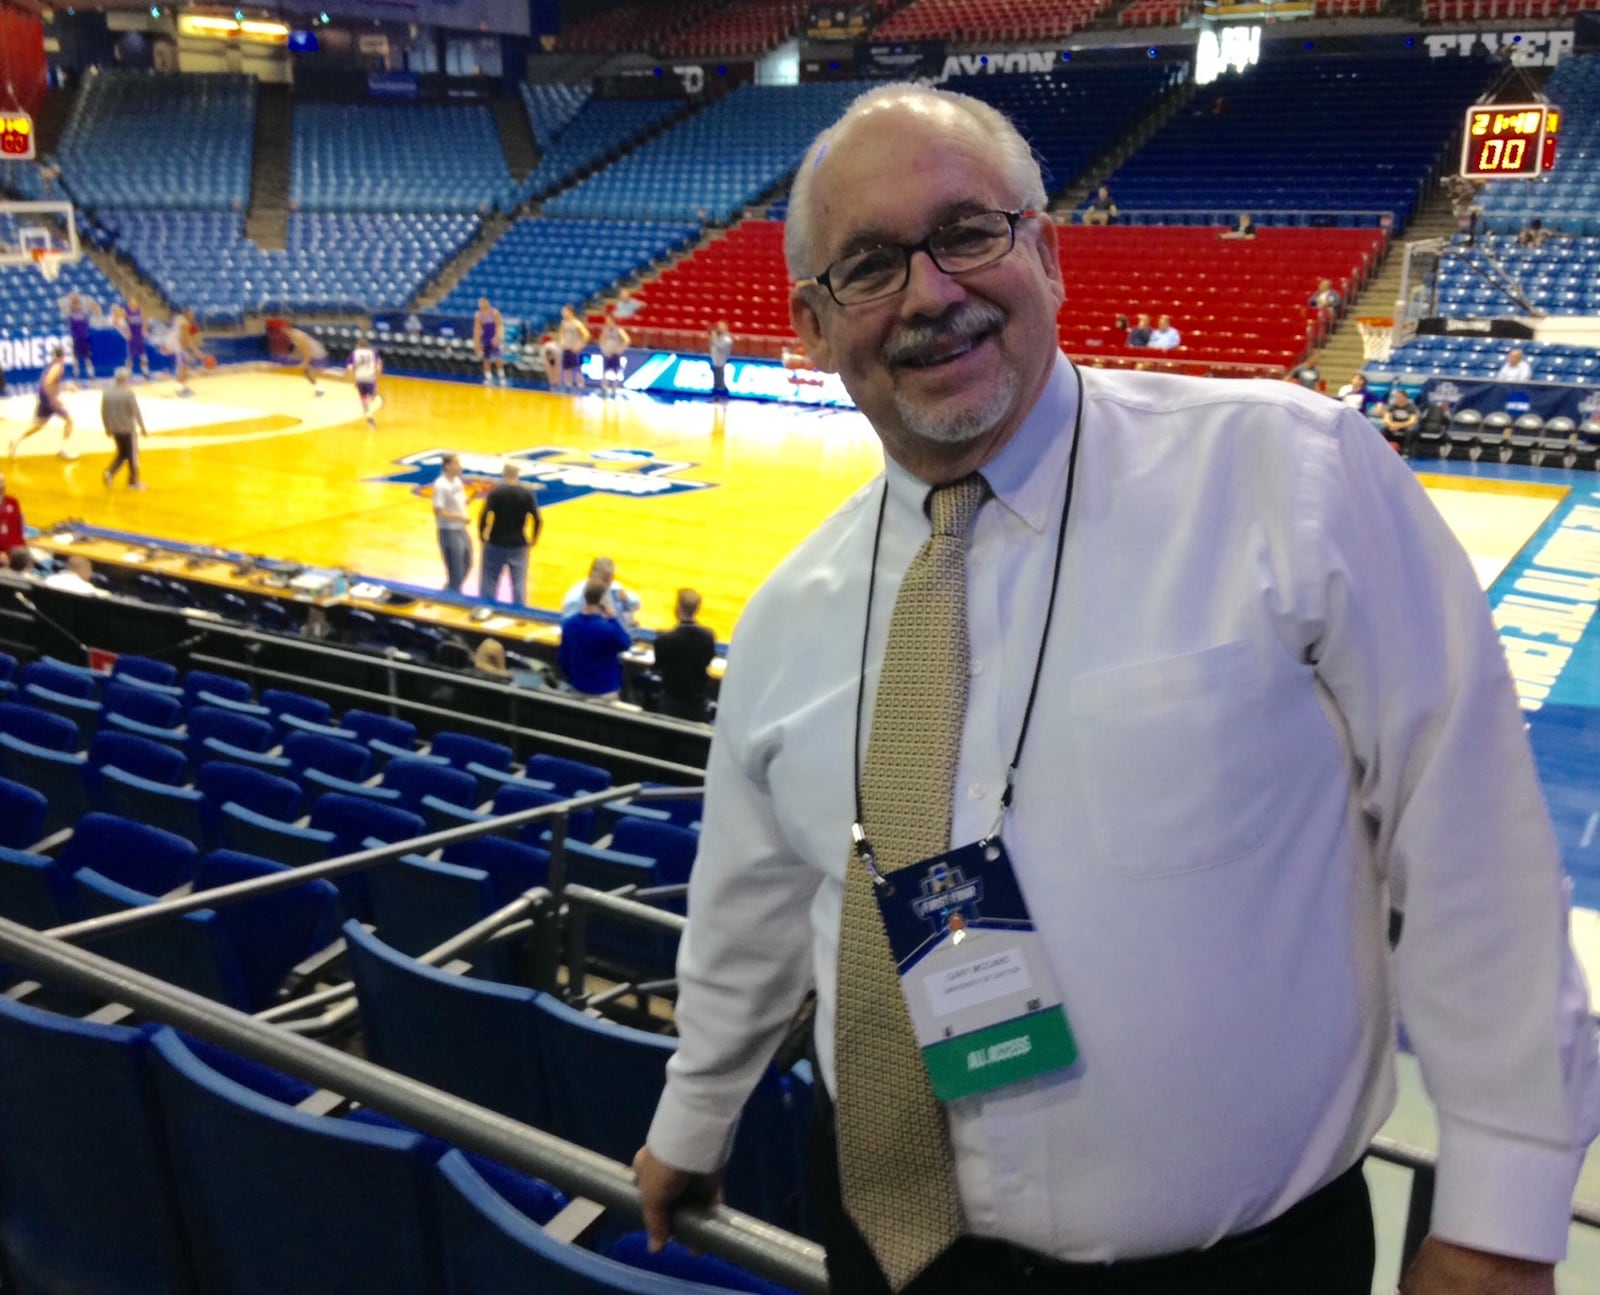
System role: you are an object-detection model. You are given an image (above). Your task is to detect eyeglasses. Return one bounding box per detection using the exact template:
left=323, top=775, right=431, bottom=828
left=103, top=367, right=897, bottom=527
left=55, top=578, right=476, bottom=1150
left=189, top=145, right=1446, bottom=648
left=796, top=209, right=1035, bottom=307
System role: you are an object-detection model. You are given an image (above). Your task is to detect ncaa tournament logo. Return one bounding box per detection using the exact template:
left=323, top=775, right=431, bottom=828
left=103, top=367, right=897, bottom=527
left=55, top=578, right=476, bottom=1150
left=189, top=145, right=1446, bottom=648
left=371, top=447, right=715, bottom=507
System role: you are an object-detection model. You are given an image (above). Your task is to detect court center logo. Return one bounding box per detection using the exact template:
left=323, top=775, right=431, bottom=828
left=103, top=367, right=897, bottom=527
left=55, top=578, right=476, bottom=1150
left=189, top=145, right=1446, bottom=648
left=372, top=447, right=714, bottom=507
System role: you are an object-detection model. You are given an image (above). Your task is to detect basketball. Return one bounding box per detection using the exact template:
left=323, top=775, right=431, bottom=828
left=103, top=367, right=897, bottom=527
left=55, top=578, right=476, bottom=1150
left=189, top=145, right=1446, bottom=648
left=202, top=354, right=217, bottom=370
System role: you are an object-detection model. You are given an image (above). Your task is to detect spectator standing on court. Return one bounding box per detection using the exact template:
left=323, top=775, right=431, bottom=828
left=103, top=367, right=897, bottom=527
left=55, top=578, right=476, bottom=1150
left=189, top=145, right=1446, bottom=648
left=599, top=307, right=631, bottom=397
left=477, top=461, right=541, bottom=607
left=1081, top=184, right=1118, bottom=226
left=433, top=453, right=472, bottom=595
left=100, top=368, right=148, bottom=490
left=1495, top=348, right=1533, bottom=382
left=708, top=320, right=735, bottom=400
left=558, top=578, right=635, bottom=700
left=653, top=587, right=717, bottom=722
left=0, top=471, right=22, bottom=552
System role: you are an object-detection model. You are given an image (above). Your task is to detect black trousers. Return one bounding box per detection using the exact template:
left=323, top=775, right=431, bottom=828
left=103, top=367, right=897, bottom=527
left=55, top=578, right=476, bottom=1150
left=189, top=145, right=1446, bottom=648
left=107, top=432, right=138, bottom=484
left=809, top=1090, right=1375, bottom=1295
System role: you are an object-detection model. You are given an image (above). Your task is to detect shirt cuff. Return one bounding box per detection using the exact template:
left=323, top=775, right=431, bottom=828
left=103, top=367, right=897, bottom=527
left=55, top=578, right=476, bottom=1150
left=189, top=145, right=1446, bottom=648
left=646, top=1080, right=742, bottom=1176
left=1431, top=1117, right=1585, bottom=1263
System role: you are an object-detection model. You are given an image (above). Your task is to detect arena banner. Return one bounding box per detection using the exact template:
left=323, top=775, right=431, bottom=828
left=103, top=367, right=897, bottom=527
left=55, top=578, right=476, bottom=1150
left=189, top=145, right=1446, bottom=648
left=1416, top=316, right=1538, bottom=341
left=1422, top=28, right=1574, bottom=65
left=1423, top=376, right=1600, bottom=424
left=860, top=40, right=945, bottom=79
left=595, top=61, right=755, bottom=99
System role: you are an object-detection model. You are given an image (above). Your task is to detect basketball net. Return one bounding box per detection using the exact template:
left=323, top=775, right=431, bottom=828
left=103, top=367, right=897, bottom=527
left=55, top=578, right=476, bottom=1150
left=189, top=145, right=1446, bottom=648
left=30, top=247, right=62, bottom=282
left=1354, top=316, right=1395, bottom=363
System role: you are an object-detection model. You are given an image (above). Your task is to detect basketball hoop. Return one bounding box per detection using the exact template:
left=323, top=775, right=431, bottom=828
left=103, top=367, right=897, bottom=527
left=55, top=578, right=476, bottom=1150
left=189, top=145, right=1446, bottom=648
left=30, top=247, right=62, bottom=282
left=1354, top=316, right=1396, bottom=363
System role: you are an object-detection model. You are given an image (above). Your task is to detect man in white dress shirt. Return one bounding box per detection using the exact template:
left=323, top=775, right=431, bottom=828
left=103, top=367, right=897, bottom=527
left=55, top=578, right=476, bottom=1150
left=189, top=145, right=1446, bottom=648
left=635, top=84, right=1599, bottom=1295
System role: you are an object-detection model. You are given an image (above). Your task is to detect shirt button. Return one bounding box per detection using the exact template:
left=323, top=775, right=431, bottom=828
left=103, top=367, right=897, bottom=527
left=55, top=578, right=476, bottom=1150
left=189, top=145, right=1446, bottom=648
left=967, top=783, right=986, bottom=800
left=970, top=659, right=985, bottom=676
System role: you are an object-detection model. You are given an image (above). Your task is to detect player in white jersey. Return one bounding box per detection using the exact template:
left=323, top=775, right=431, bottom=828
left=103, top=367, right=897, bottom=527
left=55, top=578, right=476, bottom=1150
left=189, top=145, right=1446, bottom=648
left=348, top=338, right=383, bottom=428
left=285, top=326, right=329, bottom=395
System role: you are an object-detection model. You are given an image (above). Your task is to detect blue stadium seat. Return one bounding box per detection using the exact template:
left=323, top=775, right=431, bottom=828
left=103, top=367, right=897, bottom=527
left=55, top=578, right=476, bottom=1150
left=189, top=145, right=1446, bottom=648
left=217, top=801, right=336, bottom=867
left=187, top=705, right=276, bottom=765
left=0, top=775, right=47, bottom=849
left=0, top=996, right=198, bottom=1294
left=0, top=734, right=91, bottom=833
left=261, top=687, right=333, bottom=727
left=150, top=1028, right=446, bottom=1295
left=342, top=709, right=418, bottom=751
left=196, top=760, right=303, bottom=839
left=525, top=753, right=612, bottom=797
left=111, top=654, right=180, bottom=687
left=89, top=729, right=187, bottom=787
left=103, top=680, right=185, bottom=730
left=0, top=700, right=77, bottom=752
left=430, top=730, right=513, bottom=775
left=22, top=682, right=103, bottom=746
left=438, top=835, right=550, bottom=905
left=0, top=844, right=77, bottom=928
left=99, top=766, right=207, bottom=846
left=57, top=812, right=199, bottom=895
left=384, top=754, right=478, bottom=812
left=285, top=731, right=373, bottom=785
left=183, top=669, right=253, bottom=709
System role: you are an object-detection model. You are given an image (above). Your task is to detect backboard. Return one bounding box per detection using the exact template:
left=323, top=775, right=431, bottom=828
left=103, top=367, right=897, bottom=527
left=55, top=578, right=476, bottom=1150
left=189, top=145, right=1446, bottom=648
left=0, top=199, right=80, bottom=273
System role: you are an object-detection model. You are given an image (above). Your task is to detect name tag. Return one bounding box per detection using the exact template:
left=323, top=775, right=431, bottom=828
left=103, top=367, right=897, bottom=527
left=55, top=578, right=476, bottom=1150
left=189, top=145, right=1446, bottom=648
left=874, top=837, right=1078, bottom=1101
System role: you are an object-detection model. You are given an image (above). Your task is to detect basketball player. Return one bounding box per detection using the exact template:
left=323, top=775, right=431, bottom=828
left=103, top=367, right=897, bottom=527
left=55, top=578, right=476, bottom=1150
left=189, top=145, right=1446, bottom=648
left=597, top=307, right=629, bottom=397
left=9, top=346, right=75, bottom=461
left=557, top=305, right=590, bottom=391
left=348, top=336, right=383, bottom=428
left=284, top=326, right=328, bottom=396
left=112, top=297, right=151, bottom=379
left=173, top=309, right=205, bottom=397
left=474, top=298, right=506, bottom=386
left=64, top=291, right=95, bottom=380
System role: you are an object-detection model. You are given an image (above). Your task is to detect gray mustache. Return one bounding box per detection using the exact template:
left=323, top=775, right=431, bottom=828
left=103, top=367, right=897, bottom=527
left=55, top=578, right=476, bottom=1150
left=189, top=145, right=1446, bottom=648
left=883, top=302, right=1007, bottom=366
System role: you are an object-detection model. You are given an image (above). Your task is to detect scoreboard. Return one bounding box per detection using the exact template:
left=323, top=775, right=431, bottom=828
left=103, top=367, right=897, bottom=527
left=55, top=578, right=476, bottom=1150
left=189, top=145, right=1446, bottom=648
left=1460, top=102, right=1559, bottom=179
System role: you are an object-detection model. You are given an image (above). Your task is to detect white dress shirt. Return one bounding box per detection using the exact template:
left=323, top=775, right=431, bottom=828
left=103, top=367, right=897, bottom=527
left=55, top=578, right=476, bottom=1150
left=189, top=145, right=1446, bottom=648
left=1497, top=359, right=1534, bottom=382
left=561, top=579, right=639, bottom=633
left=432, top=475, right=468, bottom=533
left=1148, top=325, right=1182, bottom=350
left=648, top=355, right=1600, bottom=1264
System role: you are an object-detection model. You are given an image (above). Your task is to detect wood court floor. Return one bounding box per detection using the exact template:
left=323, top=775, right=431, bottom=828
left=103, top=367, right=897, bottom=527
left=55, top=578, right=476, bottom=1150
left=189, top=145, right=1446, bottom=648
left=3, top=367, right=886, bottom=642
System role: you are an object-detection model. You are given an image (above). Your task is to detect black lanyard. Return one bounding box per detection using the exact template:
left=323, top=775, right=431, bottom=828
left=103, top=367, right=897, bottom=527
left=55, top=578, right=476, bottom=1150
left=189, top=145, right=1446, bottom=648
left=850, top=362, right=1088, bottom=884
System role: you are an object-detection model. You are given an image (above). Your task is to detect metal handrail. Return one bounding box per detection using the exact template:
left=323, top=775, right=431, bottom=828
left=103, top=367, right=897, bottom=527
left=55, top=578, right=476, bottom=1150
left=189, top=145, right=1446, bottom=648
left=44, top=784, right=651, bottom=943
left=0, top=914, right=829, bottom=1294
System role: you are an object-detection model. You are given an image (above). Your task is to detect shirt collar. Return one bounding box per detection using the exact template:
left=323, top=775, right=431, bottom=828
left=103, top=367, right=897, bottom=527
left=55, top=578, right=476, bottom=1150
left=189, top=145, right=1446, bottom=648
left=882, top=352, right=1079, bottom=536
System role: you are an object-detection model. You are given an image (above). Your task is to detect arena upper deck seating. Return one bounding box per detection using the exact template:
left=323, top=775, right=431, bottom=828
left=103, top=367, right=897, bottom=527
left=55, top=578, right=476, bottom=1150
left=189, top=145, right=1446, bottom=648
left=871, top=0, right=1116, bottom=41
left=437, top=216, right=700, bottom=331
left=291, top=102, right=515, bottom=213
left=58, top=71, right=254, bottom=211
left=554, top=0, right=723, bottom=52
left=100, top=210, right=478, bottom=322
left=659, top=0, right=811, bottom=56
left=1479, top=55, right=1600, bottom=235
left=545, top=81, right=869, bottom=224
left=516, top=96, right=683, bottom=203
left=943, top=65, right=1178, bottom=195
left=1107, top=54, right=1499, bottom=226
left=519, top=80, right=593, bottom=150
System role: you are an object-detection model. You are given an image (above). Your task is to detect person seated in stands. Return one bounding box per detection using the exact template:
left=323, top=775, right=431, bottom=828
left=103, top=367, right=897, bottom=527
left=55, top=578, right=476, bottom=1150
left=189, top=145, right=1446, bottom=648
left=1517, top=219, right=1553, bottom=249
left=5, top=546, right=34, bottom=576
left=1147, top=314, right=1182, bottom=350
left=473, top=638, right=510, bottom=678
left=558, top=578, right=634, bottom=701
left=1121, top=312, right=1152, bottom=347
left=561, top=556, right=640, bottom=634
left=653, top=587, right=717, bottom=723
left=1337, top=372, right=1375, bottom=413
left=1495, top=348, right=1533, bottom=382
left=1082, top=184, right=1118, bottom=227
left=42, top=554, right=105, bottom=597
left=1382, top=388, right=1420, bottom=451
left=1308, top=278, right=1342, bottom=312
left=1220, top=211, right=1257, bottom=240
left=0, top=470, right=22, bottom=556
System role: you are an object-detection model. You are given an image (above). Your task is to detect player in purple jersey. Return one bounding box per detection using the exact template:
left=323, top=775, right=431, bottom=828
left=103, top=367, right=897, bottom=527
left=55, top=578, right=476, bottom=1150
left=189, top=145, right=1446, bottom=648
left=113, top=298, right=150, bottom=379
left=64, top=292, right=94, bottom=380
left=9, top=346, right=76, bottom=461
left=474, top=298, right=505, bottom=386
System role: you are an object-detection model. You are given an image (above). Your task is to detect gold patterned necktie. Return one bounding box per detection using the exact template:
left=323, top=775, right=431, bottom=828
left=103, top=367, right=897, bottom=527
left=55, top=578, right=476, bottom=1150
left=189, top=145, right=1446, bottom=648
left=835, top=473, right=990, bottom=1291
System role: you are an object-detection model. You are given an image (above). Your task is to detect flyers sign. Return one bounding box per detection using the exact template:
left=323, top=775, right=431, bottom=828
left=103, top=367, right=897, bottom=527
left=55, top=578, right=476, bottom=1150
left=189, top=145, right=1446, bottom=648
left=0, top=112, right=34, bottom=160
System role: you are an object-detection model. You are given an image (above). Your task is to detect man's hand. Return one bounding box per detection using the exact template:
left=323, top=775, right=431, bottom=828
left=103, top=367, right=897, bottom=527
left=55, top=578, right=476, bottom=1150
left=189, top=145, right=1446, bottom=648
left=632, top=1145, right=721, bottom=1253
left=1400, top=1237, right=1556, bottom=1294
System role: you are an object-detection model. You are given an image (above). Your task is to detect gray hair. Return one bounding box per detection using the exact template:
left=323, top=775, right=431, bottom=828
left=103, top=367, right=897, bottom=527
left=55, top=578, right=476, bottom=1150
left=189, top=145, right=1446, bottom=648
left=114, top=366, right=131, bottom=383
left=784, top=82, right=1047, bottom=281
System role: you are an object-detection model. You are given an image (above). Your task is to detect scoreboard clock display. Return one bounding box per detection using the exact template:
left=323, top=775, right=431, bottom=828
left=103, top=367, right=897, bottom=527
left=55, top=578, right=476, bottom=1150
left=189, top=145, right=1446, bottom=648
left=1460, top=103, right=1559, bottom=179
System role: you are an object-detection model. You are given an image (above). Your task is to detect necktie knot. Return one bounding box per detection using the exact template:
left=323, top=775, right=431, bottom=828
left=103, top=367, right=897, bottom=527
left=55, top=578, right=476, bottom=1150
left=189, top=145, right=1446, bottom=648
left=928, top=474, right=989, bottom=540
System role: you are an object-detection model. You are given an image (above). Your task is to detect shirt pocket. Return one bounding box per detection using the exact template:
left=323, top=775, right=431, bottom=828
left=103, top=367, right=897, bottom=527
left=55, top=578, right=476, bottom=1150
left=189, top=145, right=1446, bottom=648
left=1066, top=640, right=1273, bottom=878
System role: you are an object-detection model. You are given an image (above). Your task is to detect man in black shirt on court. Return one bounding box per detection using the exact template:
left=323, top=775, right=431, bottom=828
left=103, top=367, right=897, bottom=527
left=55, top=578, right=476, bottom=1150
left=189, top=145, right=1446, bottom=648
left=477, top=461, right=542, bottom=607
left=653, top=587, right=716, bottom=722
